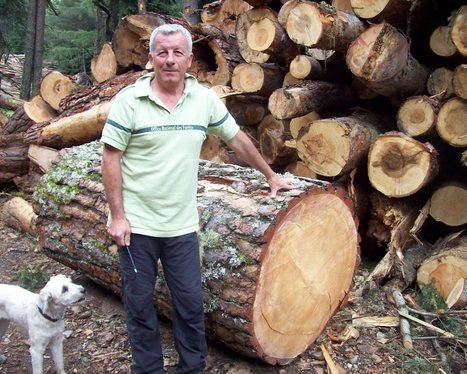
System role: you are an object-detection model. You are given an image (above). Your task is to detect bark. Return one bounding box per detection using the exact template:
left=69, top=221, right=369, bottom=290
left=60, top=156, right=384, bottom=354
left=450, top=5, right=467, bottom=57
left=201, top=0, right=252, bottom=34
left=436, top=97, right=467, bottom=147
left=428, top=181, right=467, bottom=227
left=367, top=131, right=439, bottom=198
left=39, top=71, right=74, bottom=111
left=20, top=0, right=37, bottom=100
left=257, top=114, right=296, bottom=166
left=282, top=0, right=366, bottom=51
left=396, top=96, right=440, bottom=138
left=33, top=141, right=360, bottom=365
left=91, top=42, right=117, bottom=83
left=268, top=80, right=356, bottom=120
left=452, top=64, right=467, bottom=99
left=31, top=0, right=46, bottom=96
left=0, top=133, right=29, bottom=183
left=1, top=107, right=34, bottom=135
left=296, top=112, right=381, bottom=177
left=346, top=23, right=430, bottom=104
left=417, top=233, right=467, bottom=300
left=426, top=67, right=454, bottom=101
left=23, top=95, right=56, bottom=123
left=183, top=0, right=200, bottom=25
left=231, top=62, right=286, bottom=95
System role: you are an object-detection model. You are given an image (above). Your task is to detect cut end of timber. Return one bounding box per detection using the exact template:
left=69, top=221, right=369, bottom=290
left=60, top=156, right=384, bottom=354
left=350, top=0, right=391, bottom=19
left=252, top=187, right=359, bottom=362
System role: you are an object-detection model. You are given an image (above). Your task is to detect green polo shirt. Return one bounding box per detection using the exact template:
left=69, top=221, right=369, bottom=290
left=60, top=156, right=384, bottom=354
left=101, top=72, right=239, bottom=237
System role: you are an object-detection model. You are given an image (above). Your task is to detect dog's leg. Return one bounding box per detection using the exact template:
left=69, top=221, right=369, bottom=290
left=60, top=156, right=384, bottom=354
left=0, top=319, right=9, bottom=364
left=50, top=335, right=65, bottom=374
left=29, top=336, right=47, bottom=374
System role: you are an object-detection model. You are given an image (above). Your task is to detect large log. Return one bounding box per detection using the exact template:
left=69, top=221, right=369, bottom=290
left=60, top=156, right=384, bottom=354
left=201, top=0, right=253, bottom=34
left=91, top=42, right=117, bottom=83
left=428, top=181, right=467, bottom=227
left=436, top=97, right=467, bottom=148
left=396, top=96, right=440, bottom=138
left=1, top=106, right=34, bottom=135
left=231, top=62, right=286, bottom=95
left=33, top=141, right=360, bottom=365
left=39, top=71, right=74, bottom=111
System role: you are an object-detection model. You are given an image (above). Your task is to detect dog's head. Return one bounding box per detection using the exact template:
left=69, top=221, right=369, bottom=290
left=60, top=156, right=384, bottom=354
left=38, top=274, right=86, bottom=308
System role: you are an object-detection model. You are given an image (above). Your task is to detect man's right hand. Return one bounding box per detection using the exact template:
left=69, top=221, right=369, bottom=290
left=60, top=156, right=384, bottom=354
left=107, top=216, right=131, bottom=246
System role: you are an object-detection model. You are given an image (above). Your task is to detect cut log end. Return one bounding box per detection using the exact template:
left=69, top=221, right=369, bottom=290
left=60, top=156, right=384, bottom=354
left=429, top=182, right=467, bottom=227
left=252, top=187, right=359, bottom=362
left=396, top=96, right=438, bottom=137
left=436, top=97, right=467, bottom=147
left=368, top=132, right=439, bottom=197
left=446, top=278, right=467, bottom=309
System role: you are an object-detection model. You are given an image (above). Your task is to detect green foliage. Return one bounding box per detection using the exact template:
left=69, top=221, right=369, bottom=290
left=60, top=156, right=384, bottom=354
left=418, top=282, right=447, bottom=311
left=400, top=353, right=440, bottom=374
left=147, top=0, right=184, bottom=17
left=13, top=265, right=49, bottom=291
left=0, top=0, right=27, bottom=57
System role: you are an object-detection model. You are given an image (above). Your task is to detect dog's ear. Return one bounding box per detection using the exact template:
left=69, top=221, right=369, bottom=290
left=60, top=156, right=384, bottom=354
left=38, top=287, right=53, bottom=310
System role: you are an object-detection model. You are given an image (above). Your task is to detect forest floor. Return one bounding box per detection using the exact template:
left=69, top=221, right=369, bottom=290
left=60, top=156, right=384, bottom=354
left=0, top=192, right=465, bottom=374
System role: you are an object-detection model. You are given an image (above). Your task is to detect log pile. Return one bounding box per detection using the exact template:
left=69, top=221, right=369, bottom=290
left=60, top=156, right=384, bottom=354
left=1, top=0, right=467, bottom=364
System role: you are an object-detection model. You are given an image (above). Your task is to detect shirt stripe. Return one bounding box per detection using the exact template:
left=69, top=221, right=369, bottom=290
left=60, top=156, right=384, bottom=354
left=209, top=112, right=229, bottom=128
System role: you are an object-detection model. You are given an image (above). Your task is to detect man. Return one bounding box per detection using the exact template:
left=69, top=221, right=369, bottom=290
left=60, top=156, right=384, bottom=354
left=101, top=24, right=294, bottom=374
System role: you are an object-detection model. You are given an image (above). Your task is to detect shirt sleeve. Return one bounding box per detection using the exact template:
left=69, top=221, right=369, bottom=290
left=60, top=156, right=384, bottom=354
left=206, top=89, right=240, bottom=142
left=100, top=87, right=135, bottom=151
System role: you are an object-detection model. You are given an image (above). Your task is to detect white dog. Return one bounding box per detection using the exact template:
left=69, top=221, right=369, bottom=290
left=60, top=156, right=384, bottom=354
left=0, top=274, right=85, bottom=374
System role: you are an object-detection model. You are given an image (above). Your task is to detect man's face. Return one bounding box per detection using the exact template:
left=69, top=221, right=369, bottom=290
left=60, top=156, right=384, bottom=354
left=148, top=32, right=193, bottom=86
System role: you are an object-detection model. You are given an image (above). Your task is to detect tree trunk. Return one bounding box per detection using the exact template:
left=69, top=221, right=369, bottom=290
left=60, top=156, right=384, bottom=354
left=436, top=97, right=467, bottom=147
left=0, top=133, right=29, bottom=182
left=282, top=0, right=366, bottom=51
left=417, top=233, right=467, bottom=300
left=91, top=42, right=117, bottom=83
left=367, top=131, right=439, bottom=198
left=31, top=0, right=46, bottom=96
left=268, top=80, right=356, bottom=120
left=20, top=0, right=37, bottom=100
left=33, top=141, right=360, bottom=365
left=396, top=96, right=440, bottom=138
left=231, top=62, right=285, bottom=95
left=346, top=23, right=430, bottom=104
left=39, top=71, right=74, bottom=111
left=428, top=181, right=467, bottom=227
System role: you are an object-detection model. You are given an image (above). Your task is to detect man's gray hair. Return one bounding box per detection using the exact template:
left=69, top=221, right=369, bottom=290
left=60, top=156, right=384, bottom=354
left=149, top=24, right=193, bottom=53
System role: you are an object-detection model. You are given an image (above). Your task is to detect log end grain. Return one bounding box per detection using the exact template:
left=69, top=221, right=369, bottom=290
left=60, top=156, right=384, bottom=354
left=436, top=97, right=467, bottom=147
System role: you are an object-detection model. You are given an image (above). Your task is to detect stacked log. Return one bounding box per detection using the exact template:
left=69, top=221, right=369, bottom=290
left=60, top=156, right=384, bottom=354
left=1, top=0, right=467, bottom=363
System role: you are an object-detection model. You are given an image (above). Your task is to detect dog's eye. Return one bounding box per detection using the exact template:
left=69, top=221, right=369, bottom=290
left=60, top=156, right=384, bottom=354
left=62, top=285, right=68, bottom=293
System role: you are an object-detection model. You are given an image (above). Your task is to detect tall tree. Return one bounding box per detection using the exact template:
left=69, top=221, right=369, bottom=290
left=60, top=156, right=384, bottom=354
left=32, top=0, right=47, bottom=94
left=20, top=0, right=38, bottom=100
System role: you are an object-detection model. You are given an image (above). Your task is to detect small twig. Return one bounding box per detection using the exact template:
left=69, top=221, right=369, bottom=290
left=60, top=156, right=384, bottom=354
left=398, top=311, right=455, bottom=339
left=392, top=289, right=413, bottom=349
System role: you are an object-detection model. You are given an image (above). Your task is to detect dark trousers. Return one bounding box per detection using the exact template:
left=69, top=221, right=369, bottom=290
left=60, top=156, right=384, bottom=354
left=119, top=232, right=207, bottom=374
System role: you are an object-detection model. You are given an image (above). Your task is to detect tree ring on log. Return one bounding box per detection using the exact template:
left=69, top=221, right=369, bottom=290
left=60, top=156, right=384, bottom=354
left=247, top=18, right=275, bottom=52
left=253, top=187, right=359, bottom=361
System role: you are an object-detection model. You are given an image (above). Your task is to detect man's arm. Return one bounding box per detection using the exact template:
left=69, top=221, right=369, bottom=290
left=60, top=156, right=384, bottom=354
left=101, top=143, right=131, bottom=246
left=226, top=130, right=295, bottom=197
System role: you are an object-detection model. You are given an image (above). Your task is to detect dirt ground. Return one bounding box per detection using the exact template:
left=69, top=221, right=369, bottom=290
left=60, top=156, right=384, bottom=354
left=0, top=193, right=465, bottom=374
